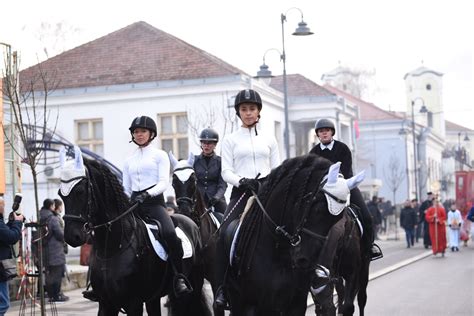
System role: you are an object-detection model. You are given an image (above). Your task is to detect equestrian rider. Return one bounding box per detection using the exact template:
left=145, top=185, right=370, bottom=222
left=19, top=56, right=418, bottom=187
left=214, top=89, right=281, bottom=309
left=309, top=118, right=383, bottom=260
left=123, top=116, right=192, bottom=296
left=194, top=128, right=228, bottom=214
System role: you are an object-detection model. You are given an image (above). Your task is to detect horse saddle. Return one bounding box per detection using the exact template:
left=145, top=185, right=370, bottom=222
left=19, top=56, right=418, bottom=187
left=142, top=220, right=193, bottom=261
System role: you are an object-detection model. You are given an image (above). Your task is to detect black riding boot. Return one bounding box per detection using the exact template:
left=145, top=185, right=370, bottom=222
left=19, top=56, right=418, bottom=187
left=82, top=289, right=99, bottom=302
left=168, top=247, right=193, bottom=297
left=362, top=218, right=383, bottom=260
left=350, top=188, right=383, bottom=261
left=214, top=231, right=229, bottom=309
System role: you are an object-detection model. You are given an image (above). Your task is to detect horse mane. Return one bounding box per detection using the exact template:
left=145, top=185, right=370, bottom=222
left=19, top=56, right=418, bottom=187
left=235, top=154, right=331, bottom=272
left=84, top=158, right=131, bottom=215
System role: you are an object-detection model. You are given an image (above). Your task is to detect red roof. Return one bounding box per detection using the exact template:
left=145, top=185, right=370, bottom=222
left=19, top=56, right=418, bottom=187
left=269, top=74, right=334, bottom=97
left=19, top=21, right=245, bottom=90
left=445, top=120, right=473, bottom=132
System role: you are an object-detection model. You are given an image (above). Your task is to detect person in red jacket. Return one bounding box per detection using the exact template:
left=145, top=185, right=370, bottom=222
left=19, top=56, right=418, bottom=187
left=425, top=197, right=447, bottom=256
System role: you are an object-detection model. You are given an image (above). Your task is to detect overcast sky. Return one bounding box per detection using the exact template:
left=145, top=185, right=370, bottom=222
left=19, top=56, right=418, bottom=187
left=1, top=0, right=472, bottom=129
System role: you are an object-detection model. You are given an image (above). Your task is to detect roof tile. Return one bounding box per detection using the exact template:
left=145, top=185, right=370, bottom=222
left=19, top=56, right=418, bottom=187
left=20, top=21, right=245, bottom=90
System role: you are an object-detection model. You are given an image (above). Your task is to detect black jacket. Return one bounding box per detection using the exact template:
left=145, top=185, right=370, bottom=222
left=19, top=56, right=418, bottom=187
left=39, top=207, right=66, bottom=266
left=309, top=140, right=353, bottom=178
left=0, top=215, right=22, bottom=260
left=367, top=201, right=382, bottom=225
left=418, top=199, right=432, bottom=224
left=400, top=206, right=417, bottom=229
left=194, top=153, right=227, bottom=203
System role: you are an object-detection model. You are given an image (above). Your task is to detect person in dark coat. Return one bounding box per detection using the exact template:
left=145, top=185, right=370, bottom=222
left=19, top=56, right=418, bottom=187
left=419, top=192, right=434, bottom=248
left=194, top=128, right=228, bottom=214
left=400, top=199, right=418, bottom=248
left=309, top=118, right=382, bottom=260
left=367, top=196, right=382, bottom=240
left=40, top=198, right=69, bottom=302
left=0, top=197, right=24, bottom=314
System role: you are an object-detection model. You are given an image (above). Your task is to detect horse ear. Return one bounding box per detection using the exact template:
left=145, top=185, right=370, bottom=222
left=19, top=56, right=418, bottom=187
left=346, top=170, right=365, bottom=190
left=327, top=162, right=342, bottom=184
left=59, top=147, right=67, bottom=167
left=74, top=146, right=84, bottom=170
left=187, top=152, right=195, bottom=166
left=168, top=151, right=178, bottom=169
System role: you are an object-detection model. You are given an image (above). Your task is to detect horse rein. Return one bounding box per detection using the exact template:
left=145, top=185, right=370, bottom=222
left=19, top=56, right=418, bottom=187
left=250, top=180, right=328, bottom=247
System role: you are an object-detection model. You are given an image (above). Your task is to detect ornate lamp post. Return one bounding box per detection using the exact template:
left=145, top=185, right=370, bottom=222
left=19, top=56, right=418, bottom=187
left=256, top=8, right=313, bottom=158
left=411, top=98, right=427, bottom=199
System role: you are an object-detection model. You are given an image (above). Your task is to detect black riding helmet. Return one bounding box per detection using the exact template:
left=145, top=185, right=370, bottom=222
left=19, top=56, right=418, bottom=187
left=129, top=116, right=157, bottom=144
left=234, top=89, right=262, bottom=117
left=314, top=118, right=336, bottom=136
left=199, top=128, right=219, bottom=142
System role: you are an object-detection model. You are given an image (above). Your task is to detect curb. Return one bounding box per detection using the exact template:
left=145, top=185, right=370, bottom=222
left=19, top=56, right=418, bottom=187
left=368, top=250, right=432, bottom=281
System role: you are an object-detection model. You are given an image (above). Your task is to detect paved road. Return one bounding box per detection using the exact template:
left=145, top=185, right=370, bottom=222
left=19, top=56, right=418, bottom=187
left=353, top=243, right=474, bottom=316
left=6, top=234, right=442, bottom=315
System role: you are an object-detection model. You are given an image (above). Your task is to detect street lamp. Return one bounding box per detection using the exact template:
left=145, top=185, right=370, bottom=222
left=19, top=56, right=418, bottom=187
left=256, top=8, right=313, bottom=158
left=410, top=98, right=428, bottom=200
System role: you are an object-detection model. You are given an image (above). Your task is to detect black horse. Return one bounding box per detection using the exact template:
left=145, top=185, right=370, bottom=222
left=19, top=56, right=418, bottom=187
left=168, top=153, right=223, bottom=316
left=58, top=147, right=211, bottom=316
left=224, top=154, right=365, bottom=316
left=311, top=207, right=370, bottom=316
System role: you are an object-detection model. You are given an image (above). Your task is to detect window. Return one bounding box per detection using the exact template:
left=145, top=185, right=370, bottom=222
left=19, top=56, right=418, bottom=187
left=158, top=113, right=188, bottom=159
left=427, top=112, right=433, bottom=128
left=75, top=119, right=104, bottom=156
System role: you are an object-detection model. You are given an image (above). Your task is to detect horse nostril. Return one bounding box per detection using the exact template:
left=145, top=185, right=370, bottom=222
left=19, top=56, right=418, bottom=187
left=296, top=257, right=310, bottom=269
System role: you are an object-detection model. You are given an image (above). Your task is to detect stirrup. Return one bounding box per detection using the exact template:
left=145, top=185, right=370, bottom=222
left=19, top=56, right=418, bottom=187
left=370, top=243, right=383, bottom=261
left=213, top=286, right=229, bottom=310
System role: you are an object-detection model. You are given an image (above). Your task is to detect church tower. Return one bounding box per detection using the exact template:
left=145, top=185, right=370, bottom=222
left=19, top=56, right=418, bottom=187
left=404, top=65, right=445, bottom=137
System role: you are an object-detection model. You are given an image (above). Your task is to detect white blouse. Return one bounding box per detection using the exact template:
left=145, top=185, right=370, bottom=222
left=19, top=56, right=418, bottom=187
left=221, top=126, right=280, bottom=187
left=123, top=145, right=170, bottom=197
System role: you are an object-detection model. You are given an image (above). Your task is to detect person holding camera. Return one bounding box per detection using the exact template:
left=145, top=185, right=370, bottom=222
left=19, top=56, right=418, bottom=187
left=0, top=196, right=24, bottom=314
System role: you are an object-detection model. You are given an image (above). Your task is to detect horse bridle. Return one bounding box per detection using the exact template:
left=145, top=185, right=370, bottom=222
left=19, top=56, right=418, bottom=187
left=252, top=179, right=329, bottom=247
left=173, top=166, right=197, bottom=209
left=61, top=173, right=94, bottom=232
left=62, top=168, right=138, bottom=233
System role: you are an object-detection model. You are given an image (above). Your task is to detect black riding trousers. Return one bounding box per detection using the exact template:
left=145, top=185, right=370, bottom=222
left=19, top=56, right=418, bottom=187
left=131, top=193, right=184, bottom=272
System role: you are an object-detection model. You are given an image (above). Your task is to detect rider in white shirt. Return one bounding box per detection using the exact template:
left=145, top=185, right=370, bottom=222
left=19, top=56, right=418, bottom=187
left=214, top=89, right=280, bottom=310
left=123, top=116, right=192, bottom=297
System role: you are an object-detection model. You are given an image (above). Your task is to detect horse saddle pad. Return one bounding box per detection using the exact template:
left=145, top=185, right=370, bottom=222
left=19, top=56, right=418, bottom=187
left=209, top=212, right=221, bottom=229
left=228, top=220, right=241, bottom=266
left=227, top=197, right=256, bottom=266
left=142, top=221, right=193, bottom=261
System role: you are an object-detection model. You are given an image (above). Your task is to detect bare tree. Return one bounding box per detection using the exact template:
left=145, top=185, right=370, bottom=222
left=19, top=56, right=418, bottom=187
left=383, top=153, right=406, bottom=207
left=34, top=20, right=81, bottom=59
left=2, top=52, right=58, bottom=316
left=186, top=91, right=239, bottom=155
